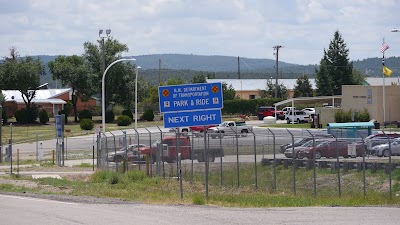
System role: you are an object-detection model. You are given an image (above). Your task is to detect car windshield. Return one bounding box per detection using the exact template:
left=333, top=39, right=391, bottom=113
left=294, top=138, right=307, bottom=144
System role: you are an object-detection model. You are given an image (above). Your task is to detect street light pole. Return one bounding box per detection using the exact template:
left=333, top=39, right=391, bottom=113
left=102, top=58, right=136, bottom=134
left=135, top=66, right=141, bottom=131
left=99, top=29, right=111, bottom=78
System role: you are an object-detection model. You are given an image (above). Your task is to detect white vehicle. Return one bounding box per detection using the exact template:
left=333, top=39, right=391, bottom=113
left=302, top=108, right=315, bottom=116
left=285, top=110, right=310, bottom=124
left=169, top=127, right=190, bottom=133
left=208, top=121, right=253, bottom=139
left=282, top=107, right=296, bottom=115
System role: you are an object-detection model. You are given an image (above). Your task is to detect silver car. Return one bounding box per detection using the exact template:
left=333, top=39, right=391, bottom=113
left=370, top=138, right=400, bottom=157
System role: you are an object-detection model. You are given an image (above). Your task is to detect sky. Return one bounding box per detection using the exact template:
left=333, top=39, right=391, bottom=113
left=1, top=0, right=400, bottom=65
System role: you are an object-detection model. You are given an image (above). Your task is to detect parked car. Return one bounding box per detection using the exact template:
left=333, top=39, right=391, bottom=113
left=364, top=133, right=400, bottom=152
left=298, top=140, right=364, bottom=159
left=108, top=144, right=147, bottom=162
left=284, top=139, right=331, bottom=158
left=302, top=108, right=315, bottom=117
left=285, top=110, right=310, bottom=124
left=279, top=134, right=334, bottom=153
left=257, top=106, right=285, bottom=120
left=370, top=138, right=400, bottom=157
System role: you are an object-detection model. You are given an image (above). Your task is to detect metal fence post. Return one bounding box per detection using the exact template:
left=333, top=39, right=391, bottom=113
left=250, top=129, right=258, bottom=189
left=382, top=131, right=392, bottom=200
left=229, top=126, right=240, bottom=188
left=333, top=136, right=341, bottom=197
left=144, top=128, right=153, bottom=177
left=268, top=128, right=277, bottom=192
left=110, top=131, right=118, bottom=172
left=355, top=130, right=367, bottom=198
left=218, top=127, right=223, bottom=186
left=35, top=133, right=38, bottom=161
left=122, top=130, right=128, bottom=171
left=306, top=129, right=317, bottom=197
left=286, top=128, right=296, bottom=195
left=157, top=126, right=165, bottom=178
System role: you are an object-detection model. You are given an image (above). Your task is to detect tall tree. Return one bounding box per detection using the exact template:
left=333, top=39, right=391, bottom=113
left=48, top=55, right=95, bottom=122
left=165, top=77, right=185, bottom=85
left=222, top=82, right=236, bottom=100
left=316, top=30, right=353, bottom=95
left=192, top=72, right=206, bottom=83
left=83, top=37, right=136, bottom=109
left=0, top=47, right=45, bottom=122
left=315, top=59, right=333, bottom=96
left=261, top=80, right=287, bottom=99
left=293, top=75, right=313, bottom=97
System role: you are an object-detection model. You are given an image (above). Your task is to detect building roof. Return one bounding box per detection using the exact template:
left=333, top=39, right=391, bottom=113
left=207, top=77, right=400, bottom=91
left=1, top=89, right=70, bottom=104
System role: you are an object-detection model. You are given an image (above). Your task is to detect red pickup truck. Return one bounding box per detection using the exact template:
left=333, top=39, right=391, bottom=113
left=138, top=136, right=224, bottom=162
left=189, top=125, right=217, bottom=136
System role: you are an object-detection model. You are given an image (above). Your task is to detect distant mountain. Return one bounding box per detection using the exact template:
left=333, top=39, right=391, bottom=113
left=30, top=54, right=400, bottom=87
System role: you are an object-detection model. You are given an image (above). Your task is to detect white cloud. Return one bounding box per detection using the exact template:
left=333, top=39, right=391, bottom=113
left=0, top=0, right=399, bottom=65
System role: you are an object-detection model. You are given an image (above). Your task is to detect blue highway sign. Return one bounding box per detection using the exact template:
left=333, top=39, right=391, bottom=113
left=159, top=82, right=223, bottom=113
left=163, top=109, right=222, bottom=128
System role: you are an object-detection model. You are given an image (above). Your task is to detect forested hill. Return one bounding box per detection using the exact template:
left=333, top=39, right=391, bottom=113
left=32, top=54, right=400, bottom=87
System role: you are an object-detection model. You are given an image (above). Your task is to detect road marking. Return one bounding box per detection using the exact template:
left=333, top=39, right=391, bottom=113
left=0, top=194, right=79, bottom=205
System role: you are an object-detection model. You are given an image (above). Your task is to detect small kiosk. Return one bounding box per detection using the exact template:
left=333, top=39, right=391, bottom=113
left=327, top=122, right=374, bottom=139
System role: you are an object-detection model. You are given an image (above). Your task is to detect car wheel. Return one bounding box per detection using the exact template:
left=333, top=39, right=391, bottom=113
left=296, top=152, right=303, bottom=159
left=382, top=149, right=390, bottom=157
left=287, top=119, right=290, bottom=124
left=241, top=130, right=248, bottom=137
left=297, top=118, right=300, bottom=124
left=315, top=151, right=322, bottom=159
left=211, top=135, right=216, bottom=139
left=208, top=154, right=215, bottom=162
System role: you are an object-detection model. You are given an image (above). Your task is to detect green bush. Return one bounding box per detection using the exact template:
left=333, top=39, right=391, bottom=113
left=15, top=108, right=28, bottom=124
left=192, top=195, right=205, bottom=205
left=335, top=109, right=370, bottom=123
left=39, top=109, right=49, bottom=125
left=78, top=110, right=92, bottom=121
left=142, top=108, right=154, bottom=121
left=356, top=108, right=370, bottom=122
left=117, top=115, right=132, bottom=126
left=122, top=109, right=133, bottom=120
left=90, top=171, right=120, bottom=184
left=80, top=118, right=94, bottom=130
left=64, top=101, right=72, bottom=116
left=105, top=110, right=115, bottom=123
left=58, top=110, right=68, bottom=124
left=112, top=104, right=125, bottom=116
left=90, top=106, right=102, bottom=116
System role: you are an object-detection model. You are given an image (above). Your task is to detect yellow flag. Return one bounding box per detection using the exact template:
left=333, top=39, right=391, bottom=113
left=383, top=66, right=393, bottom=76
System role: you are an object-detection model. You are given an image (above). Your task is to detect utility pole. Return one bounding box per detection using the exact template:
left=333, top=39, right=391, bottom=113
left=273, top=45, right=283, bottom=98
left=237, top=56, right=241, bottom=79
left=158, top=59, right=162, bottom=84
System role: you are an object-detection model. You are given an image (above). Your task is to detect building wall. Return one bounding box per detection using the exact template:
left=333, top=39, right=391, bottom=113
left=235, top=89, right=295, bottom=99
left=342, top=85, right=400, bottom=123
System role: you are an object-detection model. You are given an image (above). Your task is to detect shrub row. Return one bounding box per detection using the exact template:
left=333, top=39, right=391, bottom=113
left=335, top=108, right=370, bottom=123
left=222, top=98, right=282, bottom=115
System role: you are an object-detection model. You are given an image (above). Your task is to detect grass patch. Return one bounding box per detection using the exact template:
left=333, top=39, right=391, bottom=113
left=0, top=183, right=30, bottom=193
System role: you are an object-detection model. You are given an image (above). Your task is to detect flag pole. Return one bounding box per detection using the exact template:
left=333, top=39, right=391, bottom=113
left=382, top=37, right=386, bottom=130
